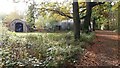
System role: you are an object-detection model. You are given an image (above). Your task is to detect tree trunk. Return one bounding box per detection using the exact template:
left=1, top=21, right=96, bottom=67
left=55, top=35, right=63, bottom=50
left=83, top=2, right=92, bottom=33
left=73, top=0, right=81, bottom=40
left=118, top=5, right=120, bottom=35
left=106, top=22, right=109, bottom=30
left=93, top=17, right=96, bottom=31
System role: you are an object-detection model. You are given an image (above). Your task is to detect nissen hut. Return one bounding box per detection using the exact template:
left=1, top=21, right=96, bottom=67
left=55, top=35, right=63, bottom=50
left=9, top=19, right=29, bottom=32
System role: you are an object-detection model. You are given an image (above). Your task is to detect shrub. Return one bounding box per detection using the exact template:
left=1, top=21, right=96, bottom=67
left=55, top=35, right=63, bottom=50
left=80, top=32, right=95, bottom=43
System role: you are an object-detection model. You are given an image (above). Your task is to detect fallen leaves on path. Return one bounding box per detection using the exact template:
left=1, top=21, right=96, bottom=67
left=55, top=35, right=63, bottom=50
left=77, top=30, right=119, bottom=66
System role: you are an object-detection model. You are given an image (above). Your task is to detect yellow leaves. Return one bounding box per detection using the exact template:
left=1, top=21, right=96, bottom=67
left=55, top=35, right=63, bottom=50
left=39, top=1, right=72, bottom=21
left=112, top=2, right=120, bottom=11
left=52, top=14, right=66, bottom=21
left=78, top=0, right=86, bottom=2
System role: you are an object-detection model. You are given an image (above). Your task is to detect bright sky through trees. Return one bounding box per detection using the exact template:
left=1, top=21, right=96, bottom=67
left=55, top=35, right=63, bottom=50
left=0, top=0, right=28, bottom=14
left=0, top=0, right=67, bottom=14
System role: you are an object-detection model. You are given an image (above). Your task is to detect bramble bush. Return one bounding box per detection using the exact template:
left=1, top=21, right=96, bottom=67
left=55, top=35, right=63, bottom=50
left=0, top=24, right=95, bottom=67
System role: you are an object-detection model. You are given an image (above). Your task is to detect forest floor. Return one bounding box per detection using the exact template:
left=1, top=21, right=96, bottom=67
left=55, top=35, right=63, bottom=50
left=76, top=30, right=119, bottom=67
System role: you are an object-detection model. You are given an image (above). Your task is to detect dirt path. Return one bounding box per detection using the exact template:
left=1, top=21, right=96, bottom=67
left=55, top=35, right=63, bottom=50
left=77, top=30, right=119, bottom=66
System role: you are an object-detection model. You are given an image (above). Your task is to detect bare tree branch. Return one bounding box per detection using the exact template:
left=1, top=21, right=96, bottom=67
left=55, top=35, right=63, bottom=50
left=80, top=9, right=86, bottom=13
left=39, top=2, right=105, bottom=20
left=80, top=15, right=86, bottom=19
left=40, top=8, right=73, bottom=18
left=91, top=2, right=105, bottom=8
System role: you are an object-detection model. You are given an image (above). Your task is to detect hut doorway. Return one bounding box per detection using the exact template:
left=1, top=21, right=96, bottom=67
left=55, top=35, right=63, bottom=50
left=15, top=22, right=23, bottom=32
